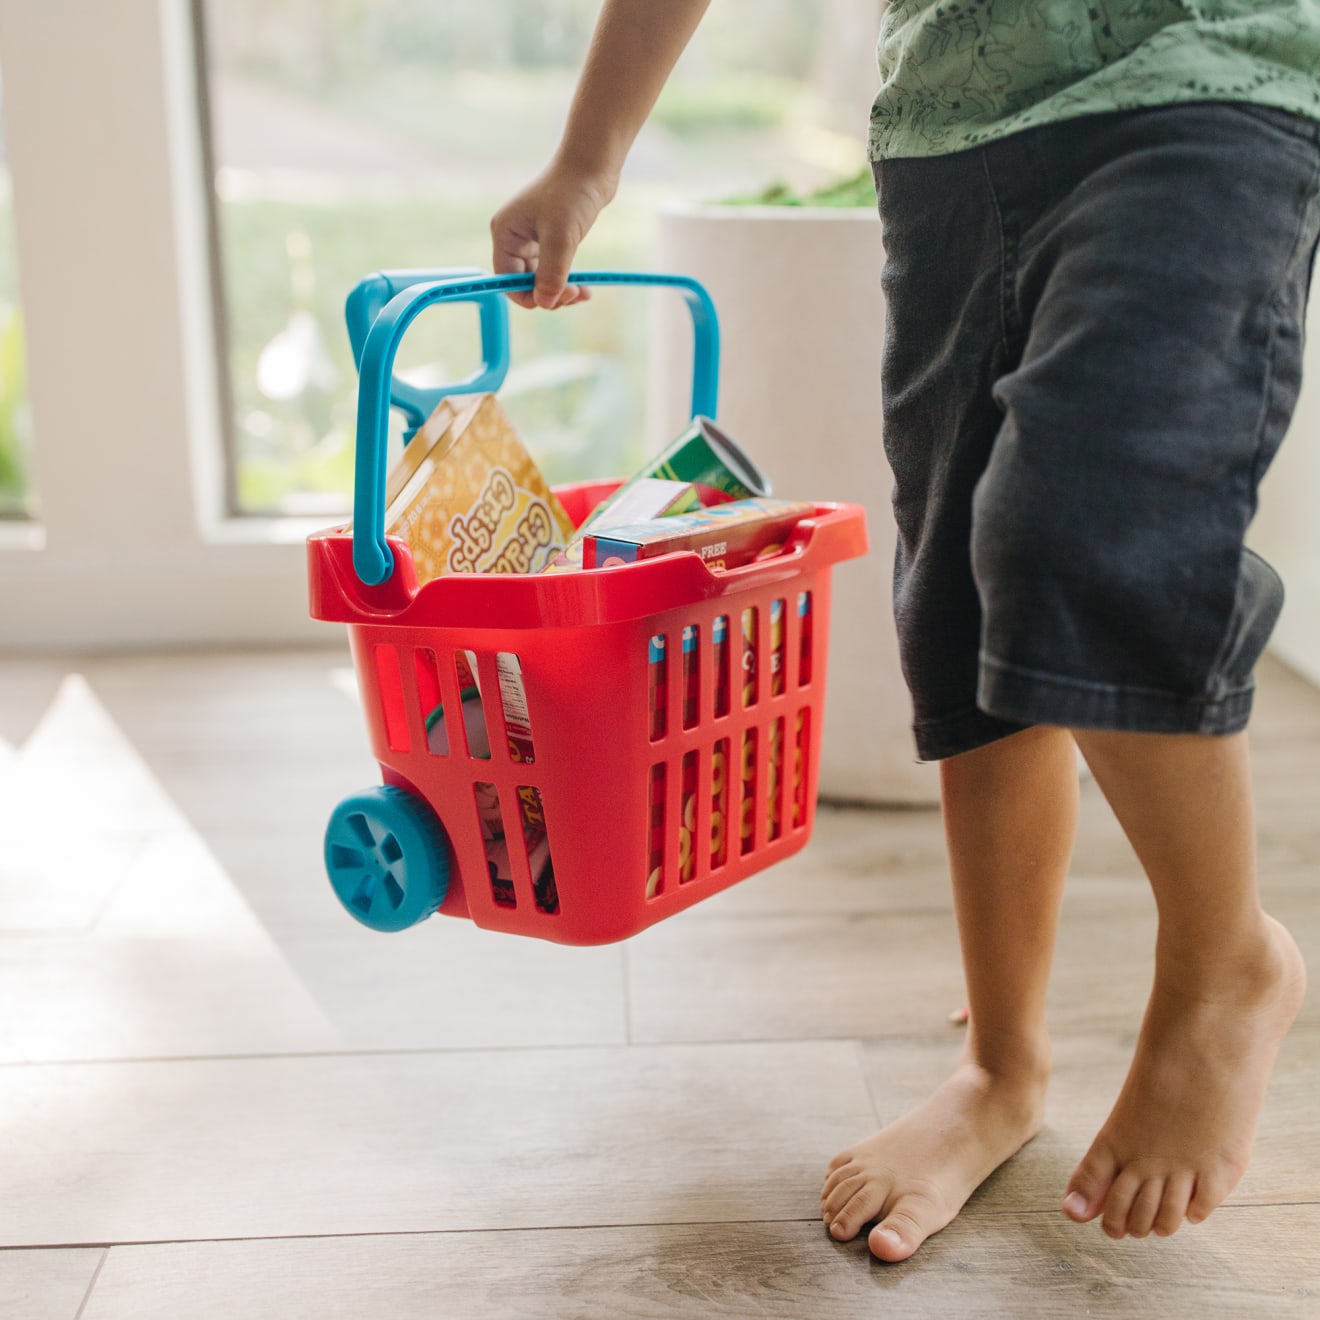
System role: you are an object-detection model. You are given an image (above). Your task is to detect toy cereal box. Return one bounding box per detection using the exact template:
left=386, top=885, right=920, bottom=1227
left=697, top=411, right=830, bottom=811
left=583, top=497, right=814, bottom=570
left=540, top=477, right=699, bottom=574
left=384, top=393, right=574, bottom=583
left=383, top=395, right=468, bottom=509
left=584, top=416, right=770, bottom=531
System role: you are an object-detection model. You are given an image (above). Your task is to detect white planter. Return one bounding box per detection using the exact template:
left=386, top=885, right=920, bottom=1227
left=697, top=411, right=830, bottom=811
left=650, top=202, right=940, bottom=805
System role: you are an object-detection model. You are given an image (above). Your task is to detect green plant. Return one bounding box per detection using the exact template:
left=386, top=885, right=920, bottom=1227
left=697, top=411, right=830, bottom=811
left=720, top=166, right=876, bottom=208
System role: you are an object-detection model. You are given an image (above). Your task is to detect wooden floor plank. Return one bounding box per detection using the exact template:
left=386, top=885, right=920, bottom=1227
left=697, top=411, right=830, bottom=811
left=627, top=908, right=966, bottom=1044
left=0, top=1247, right=103, bottom=1320
left=276, top=922, right=629, bottom=1051
left=80, top=1208, right=1320, bottom=1320
left=0, top=1042, right=875, bottom=1247
left=625, top=881, right=1319, bottom=1045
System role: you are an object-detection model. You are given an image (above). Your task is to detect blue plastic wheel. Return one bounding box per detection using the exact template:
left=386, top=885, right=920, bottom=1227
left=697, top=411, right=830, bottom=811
left=324, top=785, right=450, bottom=932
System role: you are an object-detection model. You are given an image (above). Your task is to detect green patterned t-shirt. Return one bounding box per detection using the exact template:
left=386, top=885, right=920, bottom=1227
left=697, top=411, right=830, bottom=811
left=869, top=0, right=1320, bottom=159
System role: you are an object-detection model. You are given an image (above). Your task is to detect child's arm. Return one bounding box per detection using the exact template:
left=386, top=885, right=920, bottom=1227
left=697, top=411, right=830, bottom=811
left=490, top=0, right=712, bottom=310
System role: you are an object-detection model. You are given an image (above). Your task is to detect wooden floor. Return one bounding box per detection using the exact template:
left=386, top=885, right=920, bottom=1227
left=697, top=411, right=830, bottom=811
left=1, top=647, right=1317, bottom=1319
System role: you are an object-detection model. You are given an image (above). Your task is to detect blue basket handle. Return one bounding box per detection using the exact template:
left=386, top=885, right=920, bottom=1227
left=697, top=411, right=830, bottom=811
left=345, top=268, right=512, bottom=439
left=352, top=269, right=721, bottom=587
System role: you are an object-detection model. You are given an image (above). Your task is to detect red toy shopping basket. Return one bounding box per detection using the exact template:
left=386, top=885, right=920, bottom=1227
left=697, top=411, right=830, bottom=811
left=310, top=270, right=868, bottom=946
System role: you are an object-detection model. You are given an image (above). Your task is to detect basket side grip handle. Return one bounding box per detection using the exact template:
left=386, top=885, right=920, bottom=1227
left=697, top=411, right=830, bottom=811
left=353, top=270, right=722, bottom=588
left=345, top=268, right=511, bottom=437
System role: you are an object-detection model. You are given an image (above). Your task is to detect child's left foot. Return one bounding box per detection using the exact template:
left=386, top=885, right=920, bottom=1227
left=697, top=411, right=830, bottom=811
left=1063, top=914, right=1307, bottom=1239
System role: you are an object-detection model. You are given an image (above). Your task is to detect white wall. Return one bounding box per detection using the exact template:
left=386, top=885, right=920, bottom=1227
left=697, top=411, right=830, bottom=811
left=1251, top=290, right=1320, bottom=687
left=0, top=0, right=326, bottom=651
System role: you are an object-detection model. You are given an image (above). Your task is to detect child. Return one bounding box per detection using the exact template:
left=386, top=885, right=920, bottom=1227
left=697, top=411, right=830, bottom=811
left=490, top=0, right=1317, bottom=1263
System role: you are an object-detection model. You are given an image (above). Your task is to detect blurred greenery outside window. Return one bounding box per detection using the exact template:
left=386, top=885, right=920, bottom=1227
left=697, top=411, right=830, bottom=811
left=0, top=64, right=33, bottom=521
left=200, top=0, right=875, bottom=517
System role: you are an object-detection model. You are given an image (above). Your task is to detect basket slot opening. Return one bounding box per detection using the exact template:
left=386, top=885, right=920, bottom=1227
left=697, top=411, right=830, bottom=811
left=415, top=650, right=443, bottom=740
left=418, top=648, right=463, bottom=757
left=648, top=633, right=669, bottom=742
left=373, top=644, right=411, bottom=754
left=738, top=727, right=758, bottom=857
left=665, top=750, right=684, bottom=885
left=497, top=653, right=536, bottom=766
left=428, top=650, right=488, bottom=760
left=475, top=782, right=516, bottom=908
left=646, top=762, right=666, bottom=899
left=514, top=783, right=558, bottom=915
left=768, top=716, right=786, bottom=842
left=770, top=599, right=787, bottom=698
left=710, top=737, right=730, bottom=870
left=793, top=707, right=811, bottom=829
left=679, top=750, right=699, bottom=883
left=740, top=607, right=759, bottom=709
left=797, top=590, right=814, bottom=687
left=712, top=614, right=731, bottom=719
left=680, top=625, right=700, bottom=731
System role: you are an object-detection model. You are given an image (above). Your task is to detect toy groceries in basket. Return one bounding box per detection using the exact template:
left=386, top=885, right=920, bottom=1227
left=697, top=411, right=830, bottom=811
left=309, top=269, right=867, bottom=945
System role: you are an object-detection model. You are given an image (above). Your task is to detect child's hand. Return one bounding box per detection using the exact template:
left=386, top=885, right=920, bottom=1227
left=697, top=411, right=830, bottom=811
left=490, top=165, right=616, bottom=311
left=491, top=1, right=712, bottom=310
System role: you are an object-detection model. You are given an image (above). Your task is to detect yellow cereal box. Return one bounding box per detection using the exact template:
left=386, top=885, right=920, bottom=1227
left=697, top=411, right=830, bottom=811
left=383, top=395, right=474, bottom=509
left=384, top=394, right=574, bottom=583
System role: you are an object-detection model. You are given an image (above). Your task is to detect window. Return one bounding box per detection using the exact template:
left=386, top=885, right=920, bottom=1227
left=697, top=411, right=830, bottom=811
left=198, top=0, right=875, bottom=516
left=0, top=61, right=32, bottom=520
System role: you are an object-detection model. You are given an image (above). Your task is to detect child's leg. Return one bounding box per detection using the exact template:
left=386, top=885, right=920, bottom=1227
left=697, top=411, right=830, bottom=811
left=1062, top=728, right=1306, bottom=1238
left=853, top=101, right=1317, bottom=1263
left=821, top=723, right=1078, bottom=1261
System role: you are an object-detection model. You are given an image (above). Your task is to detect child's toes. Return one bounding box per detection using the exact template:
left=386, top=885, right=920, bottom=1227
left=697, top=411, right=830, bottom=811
left=826, top=1183, right=884, bottom=1241
left=825, top=1149, right=854, bottom=1175
left=1153, top=1172, right=1196, bottom=1237
left=1098, top=1170, right=1140, bottom=1240
left=821, top=1163, right=885, bottom=1241
left=1100, top=1169, right=1146, bottom=1239
left=1125, top=1178, right=1165, bottom=1238
left=821, top=1154, right=862, bottom=1200
left=1186, top=1168, right=1233, bottom=1225
left=821, top=1167, right=860, bottom=1222
left=1062, top=1140, right=1118, bottom=1222
left=868, top=1192, right=944, bottom=1263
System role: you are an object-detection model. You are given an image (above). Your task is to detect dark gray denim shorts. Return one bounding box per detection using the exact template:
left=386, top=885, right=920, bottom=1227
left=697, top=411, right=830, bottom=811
left=874, top=103, right=1320, bottom=761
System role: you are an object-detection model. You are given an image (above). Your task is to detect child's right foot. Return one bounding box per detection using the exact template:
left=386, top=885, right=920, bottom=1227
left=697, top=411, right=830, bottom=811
left=821, top=1056, right=1049, bottom=1261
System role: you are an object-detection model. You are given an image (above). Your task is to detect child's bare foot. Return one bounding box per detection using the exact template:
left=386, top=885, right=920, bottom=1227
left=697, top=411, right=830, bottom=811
left=1063, top=914, right=1307, bottom=1239
left=821, top=1052, right=1049, bottom=1262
